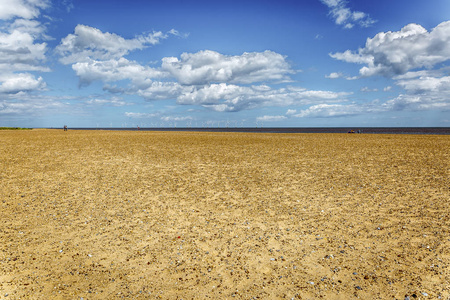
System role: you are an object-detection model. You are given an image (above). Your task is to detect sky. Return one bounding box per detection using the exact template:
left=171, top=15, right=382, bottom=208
left=0, top=0, right=449, bottom=128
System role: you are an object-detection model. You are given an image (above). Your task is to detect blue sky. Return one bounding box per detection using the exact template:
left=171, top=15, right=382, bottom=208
left=0, top=0, right=449, bottom=128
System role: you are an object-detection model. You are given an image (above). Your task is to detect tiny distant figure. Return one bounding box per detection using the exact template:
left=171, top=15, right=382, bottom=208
left=137, top=126, right=140, bottom=131
left=348, top=129, right=355, bottom=133
left=64, top=125, right=68, bottom=131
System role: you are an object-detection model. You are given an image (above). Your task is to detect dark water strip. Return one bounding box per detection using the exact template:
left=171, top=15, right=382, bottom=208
left=60, top=127, right=450, bottom=135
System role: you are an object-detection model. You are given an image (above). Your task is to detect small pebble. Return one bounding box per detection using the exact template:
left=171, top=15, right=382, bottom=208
left=421, top=292, right=428, bottom=296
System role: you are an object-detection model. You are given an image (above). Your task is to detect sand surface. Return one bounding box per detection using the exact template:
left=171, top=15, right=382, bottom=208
left=0, top=129, right=449, bottom=299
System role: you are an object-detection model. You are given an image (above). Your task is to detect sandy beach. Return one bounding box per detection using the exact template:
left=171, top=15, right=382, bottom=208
left=0, top=129, right=448, bottom=299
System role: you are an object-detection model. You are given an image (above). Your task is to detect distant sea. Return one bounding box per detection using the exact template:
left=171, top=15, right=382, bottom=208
left=61, top=127, right=450, bottom=135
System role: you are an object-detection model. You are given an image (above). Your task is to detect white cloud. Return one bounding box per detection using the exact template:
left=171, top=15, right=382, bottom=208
left=8, top=19, right=48, bottom=38
left=384, top=93, right=450, bottom=111
left=360, top=86, right=378, bottom=92
left=286, top=109, right=297, bottom=115
left=61, top=0, right=74, bottom=12
left=330, top=21, right=450, bottom=77
left=325, top=72, right=344, bottom=79
left=256, top=115, right=287, bottom=122
left=125, top=112, right=158, bottom=118
left=320, top=0, right=375, bottom=29
left=86, top=97, right=131, bottom=107
left=176, top=83, right=244, bottom=105
left=0, top=22, right=48, bottom=73
left=384, top=72, right=450, bottom=111
left=396, top=76, right=450, bottom=93
left=56, top=27, right=353, bottom=114
left=0, top=0, right=50, bottom=98
left=0, top=0, right=49, bottom=20
left=62, top=38, right=332, bottom=112
left=294, top=103, right=363, bottom=118
left=161, top=50, right=295, bottom=85
left=393, top=70, right=441, bottom=80
left=71, top=57, right=166, bottom=86
left=174, top=83, right=350, bottom=112
left=201, top=104, right=231, bottom=112
left=160, top=116, right=192, bottom=122
left=0, top=73, right=45, bottom=94
left=135, top=82, right=188, bottom=100
left=327, top=21, right=450, bottom=114
left=0, top=94, right=67, bottom=115
left=57, top=25, right=177, bottom=64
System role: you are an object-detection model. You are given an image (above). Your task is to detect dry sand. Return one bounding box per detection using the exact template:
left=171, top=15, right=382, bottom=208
left=0, top=129, right=449, bottom=299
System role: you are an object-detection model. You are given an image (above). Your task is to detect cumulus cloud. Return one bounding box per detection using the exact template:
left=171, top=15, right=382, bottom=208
left=135, top=82, right=189, bottom=100
left=325, top=72, right=344, bottom=79
left=396, top=75, right=450, bottom=93
left=57, top=25, right=178, bottom=64
left=161, top=50, right=295, bottom=85
left=0, top=0, right=49, bottom=20
left=71, top=57, right=165, bottom=86
left=330, top=21, right=450, bottom=77
left=8, top=19, right=48, bottom=38
left=384, top=93, right=450, bottom=111
left=0, top=73, right=45, bottom=93
left=60, top=36, right=326, bottom=112
left=0, top=9, right=50, bottom=73
left=176, top=83, right=245, bottom=106
left=320, top=0, right=375, bottom=29
left=0, top=0, right=50, bottom=96
left=0, top=29, right=48, bottom=72
left=328, top=21, right=450, bottom=114
left=385, top=71, right=450, bottom=111
left=56, top=26, right=352, bottom=114
left=175, top=84, right=350, bottom=112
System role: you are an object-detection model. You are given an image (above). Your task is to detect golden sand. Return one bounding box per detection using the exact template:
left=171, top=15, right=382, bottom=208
left=0, top=129, right=449, bottom=299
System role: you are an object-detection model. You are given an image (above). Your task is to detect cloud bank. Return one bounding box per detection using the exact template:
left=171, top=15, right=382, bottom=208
left=161, top=50, right=294, bottom=85
left=0, top=0, right=50, bottom=104
left=331, top=21, right=450, bottom=77
left=329, top=21, right=450, bottom=114
left=55, top=25, right=348, bottom=113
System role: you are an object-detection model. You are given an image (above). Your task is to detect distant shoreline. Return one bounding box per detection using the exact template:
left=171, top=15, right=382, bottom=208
left=0, top=127, right=32, bottom=130
left=46, top=127, right=450, bottom=135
